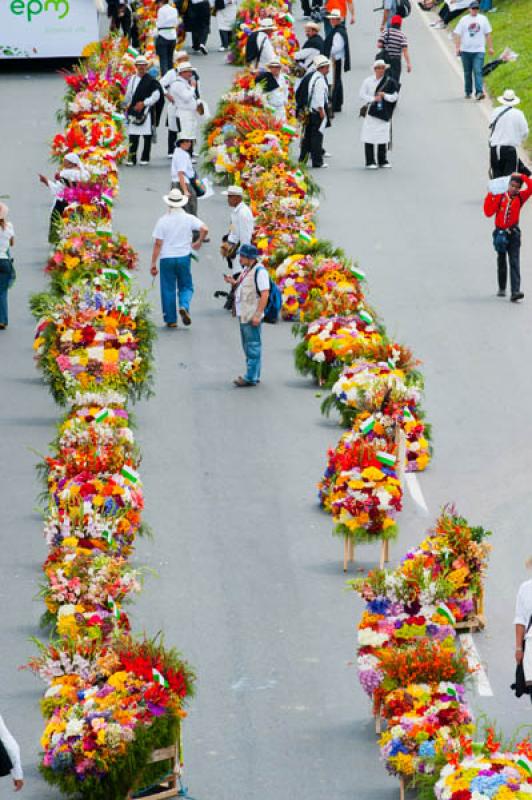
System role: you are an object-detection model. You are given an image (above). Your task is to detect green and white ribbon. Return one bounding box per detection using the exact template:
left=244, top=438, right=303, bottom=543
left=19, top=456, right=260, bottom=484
left=152, top=668, right=169, bottom=688
left=376, top=451, right=396, bottom=468
left=95, top=408, right=109, bottom=423
left=107, top=595, right=121, bottom=620
left=436, top=603, right=456, bottom=625
left=351, top=266, right=366, bottom=281
left=360, top=416, right=375, bottom=436
left=281, top=123, right=297, bottom=136
left=121, top=465, right=140, bottom=484
left=298, top=230, right=312, bottom=243
left=358, top=309, right=373, bottom=326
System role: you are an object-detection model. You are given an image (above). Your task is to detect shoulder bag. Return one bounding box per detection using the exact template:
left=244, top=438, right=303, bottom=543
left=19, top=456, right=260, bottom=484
left=0, top=738, right=13, bottom=777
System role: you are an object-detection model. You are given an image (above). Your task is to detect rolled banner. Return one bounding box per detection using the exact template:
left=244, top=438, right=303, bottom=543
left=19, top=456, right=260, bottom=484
left=358, top=309, right=373, bottom=326
left=127, top=46, right=139, bottom=58
left=436, top=602, right=456, bottom=625
left=95, top=407, right=110, bottom=423
left=121, top=465, right=140, bottom=485
left=360, top=415, right=375, bottom=436
left=351, top=265, right=366, bottom=281
left=298, top=230, right=313, bottom=243
left=152, top=668, right=169, bottom=688
left=281, top=123, right=297, bottom=136
left=376, top=451, right=396, bottom=468
left=102, top=194, right=114, bottom=208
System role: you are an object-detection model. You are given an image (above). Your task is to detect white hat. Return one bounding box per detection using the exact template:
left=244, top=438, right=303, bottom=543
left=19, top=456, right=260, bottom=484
left=163, top=188, right=188, bottom=208
left=497, top=88, right=520, bottom=106
left=177, top=131, right=196, bottom=141
left=64, top=152, right=81, bottom=166
left=175, top=50, right=189, bottom=60
left=305, top=20, right=321, bottom=29
left=258, top=17, right=275, bottom=29
left=266, top=58, right=282, bottom=68
left=314, top=55, right=331, bottom=69
left=178, top=61, right=193, bottom=72
left=135, top=54, right=149, bottom=65
left=326, top=8, right=343, bottom=18
left=373, top=59, right=387, bottom=68
left=222, top=186, right=244, bottom=196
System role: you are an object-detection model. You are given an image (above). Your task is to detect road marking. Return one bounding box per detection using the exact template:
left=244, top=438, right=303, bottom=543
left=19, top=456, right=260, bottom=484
left=405, top=473, right=429, bottom=514
left=460, top=633, right=494, bottom=697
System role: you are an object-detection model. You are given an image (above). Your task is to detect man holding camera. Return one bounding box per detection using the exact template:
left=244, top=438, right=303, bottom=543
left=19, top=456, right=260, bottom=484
left=223, top=244, right=270, bottom=387
left=484, top=173, right=532, bottom=302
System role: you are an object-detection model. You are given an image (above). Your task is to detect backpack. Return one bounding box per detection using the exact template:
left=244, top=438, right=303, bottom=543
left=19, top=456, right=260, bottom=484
left=395, top=0, right=411, bottom=17
left=255, top=268, right=282, bottom=324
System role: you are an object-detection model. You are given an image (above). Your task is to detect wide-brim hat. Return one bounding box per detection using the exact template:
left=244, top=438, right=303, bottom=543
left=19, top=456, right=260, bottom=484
left=373, top=59, right=387, bottom=68
left=163, top=188, right=188, bottom=208
left=135, top=54, right=149, bottom=65
left=175, top=50, right=189, bottom=60
left=177, top=131, right=196, bottom=142
left=314, top=55, right=331, bottom=69
left=222, top=186, right=244, bottom=197
left=326, top=8, right=343, bottom=19
left=266, top=58, right=282, bottom=68
left=64, top=152, right=81, bottom=166
left=178, top=61, right=193, bottom=72
left=258, top=17, right=275, bottom=29
left=498, top=88, right=520, bottom=106
left=305, top=20, right=321, bottom=29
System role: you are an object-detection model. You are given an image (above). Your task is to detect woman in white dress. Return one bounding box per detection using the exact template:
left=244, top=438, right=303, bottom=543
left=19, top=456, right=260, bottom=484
left=215, top=0, right=239, bottom=51
left=359, top=59, right=399, bottom=169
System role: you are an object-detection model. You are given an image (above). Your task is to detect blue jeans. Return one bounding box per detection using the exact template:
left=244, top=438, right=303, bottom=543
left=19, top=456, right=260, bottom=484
left=239, top=321, right=262, bottom=384
left=160, top=256, right=193, bottom=324
left=460, top=51, right=485, bottom=96
left=0, top=259, right=11, bottom=325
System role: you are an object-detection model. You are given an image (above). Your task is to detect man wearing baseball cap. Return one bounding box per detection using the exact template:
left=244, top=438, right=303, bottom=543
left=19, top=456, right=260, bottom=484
left=223, top=244, right=270, bottom=387
left=453, top=1, right=494, bottom=100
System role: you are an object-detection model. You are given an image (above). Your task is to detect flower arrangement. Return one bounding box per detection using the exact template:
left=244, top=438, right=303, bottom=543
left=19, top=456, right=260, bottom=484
left=229, top=0, right=298, bottom=66
left=435, top=748, right=532, bottom=800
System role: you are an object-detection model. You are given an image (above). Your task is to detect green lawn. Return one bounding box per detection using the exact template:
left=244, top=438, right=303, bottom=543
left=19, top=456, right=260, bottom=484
left=482, top=0, right=532, bottom=151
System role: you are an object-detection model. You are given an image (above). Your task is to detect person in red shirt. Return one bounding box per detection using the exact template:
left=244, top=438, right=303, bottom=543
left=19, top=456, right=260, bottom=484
left=484, top=172, right=532, bottom=302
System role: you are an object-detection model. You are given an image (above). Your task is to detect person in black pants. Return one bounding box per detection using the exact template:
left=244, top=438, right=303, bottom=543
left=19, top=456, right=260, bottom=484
left=154, top=0, right=178, bottom=75
left=188, top=0, right=211, bottom=54
left=298, top=57, right=331, bottom=168
left=324, top=9, right=351, bottom=113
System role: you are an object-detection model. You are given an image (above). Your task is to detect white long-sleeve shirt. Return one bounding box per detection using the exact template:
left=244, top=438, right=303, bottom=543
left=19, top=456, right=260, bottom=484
left=256, top=32, right=276, bottom=70
left=489, top=106, right=529, bottom=148
left=228, top=201, right=255, bottom=245
left=330, top=31, right=345, bottom=60
left=168, top=76, right=198, bottom=113
left=308, top=71, right=329, bottom=112
left=156, top=3, right=178, bottom=40
left=0, top=714, right=23, bottom=781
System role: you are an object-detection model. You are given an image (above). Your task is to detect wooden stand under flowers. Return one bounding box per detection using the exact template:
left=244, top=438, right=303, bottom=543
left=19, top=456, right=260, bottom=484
left=128, top=743, right=181, bottom=800
left=453, top=588, right=486, bottom=633
left=343, top=430, right=406, bottom=573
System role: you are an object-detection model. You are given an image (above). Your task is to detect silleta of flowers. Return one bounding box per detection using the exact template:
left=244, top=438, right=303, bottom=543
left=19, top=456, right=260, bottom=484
left=30, top=18, right=195, bottom=799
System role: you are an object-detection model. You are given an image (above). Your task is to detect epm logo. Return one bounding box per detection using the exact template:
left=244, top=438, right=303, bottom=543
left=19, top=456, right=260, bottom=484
left=10, top=0, right=70, bottom=22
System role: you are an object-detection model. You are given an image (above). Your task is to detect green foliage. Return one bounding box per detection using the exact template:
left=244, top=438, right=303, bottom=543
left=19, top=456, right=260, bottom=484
left=334, top=521, right=399, bottom=543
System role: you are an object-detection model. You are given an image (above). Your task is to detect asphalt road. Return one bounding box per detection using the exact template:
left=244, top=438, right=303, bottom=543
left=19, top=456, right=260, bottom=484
left=1, top=3, right=531, bottom=799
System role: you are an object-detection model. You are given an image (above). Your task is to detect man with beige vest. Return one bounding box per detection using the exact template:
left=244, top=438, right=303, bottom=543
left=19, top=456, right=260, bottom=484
left=223, top=243, right=270, bottom=387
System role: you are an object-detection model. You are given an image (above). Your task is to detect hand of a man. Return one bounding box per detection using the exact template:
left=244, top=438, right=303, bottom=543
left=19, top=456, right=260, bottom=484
left=191, top=240, right=202, bottom=251
left=133, top=101, right=144, bottom=112
left=13, top=779, right=24, bottom=792
left=150, top=265, right=158, bottom=277
left=489, top=46, right=495, bottom=55
left=251, top=314, right=261, bottom=327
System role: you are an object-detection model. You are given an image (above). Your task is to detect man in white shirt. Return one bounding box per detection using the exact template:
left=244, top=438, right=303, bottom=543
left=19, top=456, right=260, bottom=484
left=324, top=9, right=351, bottom=113
left=514, top=575, right=532, bottom=697
left=155, top=0, right=178, bottom=76
left=248, top=18, right=277, bottom=72
left=222, top=186, right=255, bottom=272
left=150, top=188, right=208, bottom=327
left=124, top=55, right=161, bottom=165
left=299, top=55, right=331, bottom=169
left=223, top=243, right=270, bottom=387
left=489, top=89, right=530, bottom=178
left=454, top=1, right=494, bottom=100
left=0, top=714, right=24, bottom=791
left=294, top=22, right=324, bottom=74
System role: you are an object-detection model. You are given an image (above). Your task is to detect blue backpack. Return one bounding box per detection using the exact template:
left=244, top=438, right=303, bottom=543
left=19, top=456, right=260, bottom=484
left=255, top=267, right=282, bottom=324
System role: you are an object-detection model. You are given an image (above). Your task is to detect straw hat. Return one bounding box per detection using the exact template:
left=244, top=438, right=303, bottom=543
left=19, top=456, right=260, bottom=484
left=163, top=188, right=188, bottom=208
left=258, top=17, right=275, bottom=29
left=222, top=186, right=244, bottom=196
left=177, top=131, right=196, bottom=142
left=373, top=59, right=387, bottom=68
left=177, top=61, right=193, bottom=73
left=135, top=54, right=149, bottom=65
left=266, top=58, right=282, bottom=68
left=497, top=89, right=521, bottom=106
left=305, top=20, right=321, bottom=29
left=314, top=55, right=331, bottom=69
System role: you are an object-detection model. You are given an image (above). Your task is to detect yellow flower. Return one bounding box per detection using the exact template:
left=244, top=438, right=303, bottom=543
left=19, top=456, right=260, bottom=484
left=361, top=466, right=385, bottom=482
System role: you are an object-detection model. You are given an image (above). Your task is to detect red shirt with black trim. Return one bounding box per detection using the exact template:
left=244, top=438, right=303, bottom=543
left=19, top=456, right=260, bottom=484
left=484, top=174, right=532, bottom=229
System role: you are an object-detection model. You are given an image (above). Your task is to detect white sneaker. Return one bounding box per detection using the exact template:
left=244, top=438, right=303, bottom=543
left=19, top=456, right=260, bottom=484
left=199, top=44, right=208, bottom=55
left=379, top=161, right=392, bottom=168
left=167, top=153, right=173, bottom=159
left=218, top=46, right=227, bottom=52
left=324, top=151, right=332, bottom=157
left=366, top=164, right=378, bottom=170
left=125, top=160, right=136, bottom=166
left=139, top=160, right=149, bottom=165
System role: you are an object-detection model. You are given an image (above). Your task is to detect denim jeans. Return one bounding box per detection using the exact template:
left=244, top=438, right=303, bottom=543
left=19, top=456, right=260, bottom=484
left=160, top=255, right=194, bottom=324
left=0, top=259, right=11, bottom=325
left=497, top=227, right=521, bottom=295
left=460, top=51, right=485, bottom=96
left=239, top=321, right=262, bottom=384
